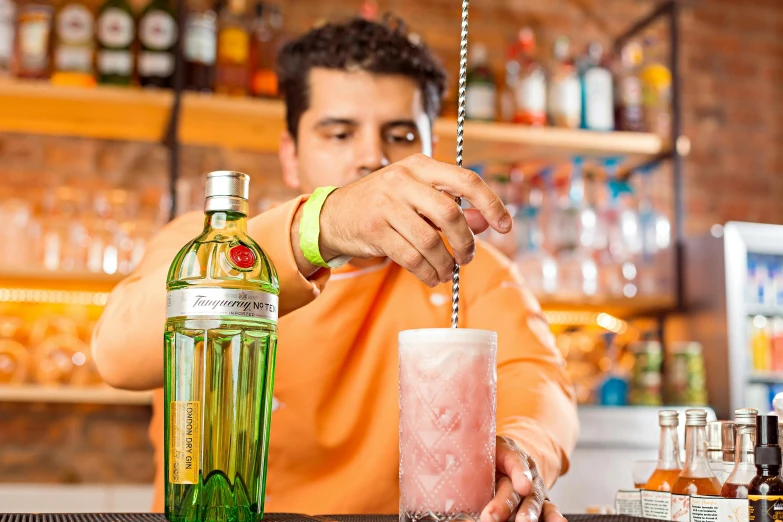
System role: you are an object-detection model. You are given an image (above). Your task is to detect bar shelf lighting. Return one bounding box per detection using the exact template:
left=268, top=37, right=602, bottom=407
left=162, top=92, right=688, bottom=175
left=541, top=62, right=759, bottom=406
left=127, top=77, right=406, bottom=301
left=0, top=288, right=109, bottom=306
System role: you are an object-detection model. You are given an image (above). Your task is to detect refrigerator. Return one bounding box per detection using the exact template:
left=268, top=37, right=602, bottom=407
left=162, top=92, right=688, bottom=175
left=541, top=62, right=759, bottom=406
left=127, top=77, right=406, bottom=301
left=674, top=221, right=783, bottom=419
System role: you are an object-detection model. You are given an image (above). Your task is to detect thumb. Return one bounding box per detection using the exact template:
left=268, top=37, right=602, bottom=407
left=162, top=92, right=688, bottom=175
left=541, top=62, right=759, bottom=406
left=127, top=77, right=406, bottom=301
left=464, top=208, right=492, bottom=235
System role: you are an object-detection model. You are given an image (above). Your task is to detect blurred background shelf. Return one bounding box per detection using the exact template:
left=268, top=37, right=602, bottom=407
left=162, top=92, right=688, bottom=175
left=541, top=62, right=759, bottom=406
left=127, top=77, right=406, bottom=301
left=0, top=384, right=153, bottom=405
left=0, top=80, right=677, bottom=167
left=748, top=372, right=783, bottom=385
left=540, top=295, right=676, bottom=318
left=0, top=79, right=172, bottom=143
left=0, top=269, right=123, bottom=294
left=746, top=304, right=783, bottom=317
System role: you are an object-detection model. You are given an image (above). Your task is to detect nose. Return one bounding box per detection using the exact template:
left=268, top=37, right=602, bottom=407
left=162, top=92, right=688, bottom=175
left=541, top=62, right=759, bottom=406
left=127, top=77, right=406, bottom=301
left=354, top=132, right=389, bottom=178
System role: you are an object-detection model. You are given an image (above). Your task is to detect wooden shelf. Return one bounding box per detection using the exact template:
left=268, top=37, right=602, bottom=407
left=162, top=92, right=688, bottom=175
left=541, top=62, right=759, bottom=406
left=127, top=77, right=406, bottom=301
left=0, top=384, right=153, bottom=405
left=0, top=268, right=123, bottom=293
left=0, top=80, right=674, bottom=165
left=540, top=295, right=677, bottom=318
left=0, top=79, right=172, bottom=143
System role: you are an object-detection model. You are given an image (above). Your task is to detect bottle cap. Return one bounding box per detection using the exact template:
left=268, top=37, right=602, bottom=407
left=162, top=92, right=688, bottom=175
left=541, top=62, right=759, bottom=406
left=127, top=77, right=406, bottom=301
left=707, top=421, right=723, bottom=450
left=757, top=415, right=780, bottom=446
left=685, top=408, right=708, bottom=427
left=721, top=421, right=735, bottom=452
left=206, top=171, right=250, bottom=199
left=735, top=408, right=758, bottom=426
left=658, top=410, right=679, bottom=427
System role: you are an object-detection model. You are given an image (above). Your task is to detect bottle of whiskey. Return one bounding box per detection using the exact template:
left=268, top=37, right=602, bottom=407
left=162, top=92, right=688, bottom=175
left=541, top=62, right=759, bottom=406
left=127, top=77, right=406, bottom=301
left=723, top=408, right=759, bottom=499
left=137, top=0, right=177, bottom=88
left=748, top=415, right=783, bottom=522
left=672, top=409, right=723, bottom=496
left=183, top=0, right=216, bottom=92
left=249, top=2, right=283, bottom=98
left=95, top=0, right=135, bottom=85
left=0, top=0, right=16, bottom=75
left=51, top=0, right=95, bottom=86
left=215, top=0, right=249, bottom=96
left=645, top=410, right=683, bottom=491
left=15, top=0, right=54, bottom=79
left=164, top=171, right=279, bottom=521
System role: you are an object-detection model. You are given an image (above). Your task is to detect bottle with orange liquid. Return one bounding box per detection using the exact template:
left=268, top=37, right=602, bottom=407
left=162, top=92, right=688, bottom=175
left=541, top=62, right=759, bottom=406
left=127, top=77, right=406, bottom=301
left=645, top=410, right=683, bottom=491
left=672, top=409, right=723, bottom=496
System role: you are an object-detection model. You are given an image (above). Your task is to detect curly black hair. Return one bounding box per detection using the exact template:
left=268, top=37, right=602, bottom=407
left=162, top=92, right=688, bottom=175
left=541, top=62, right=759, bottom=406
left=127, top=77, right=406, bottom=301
left=277, top=17, right=448, bottom=141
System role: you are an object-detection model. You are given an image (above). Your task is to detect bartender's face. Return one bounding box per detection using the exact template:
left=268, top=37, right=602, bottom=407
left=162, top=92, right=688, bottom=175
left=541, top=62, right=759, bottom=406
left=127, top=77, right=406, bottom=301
left=279, top=67, right=434, bottom=193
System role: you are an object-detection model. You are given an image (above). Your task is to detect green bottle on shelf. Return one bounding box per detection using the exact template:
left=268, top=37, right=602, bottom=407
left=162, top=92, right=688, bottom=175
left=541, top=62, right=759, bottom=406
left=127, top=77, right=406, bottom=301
left=95, top=0, right=135, bottom=85
left=164, top=171, right=279, bottom=522
left=137, top=0, right=178, bottom=88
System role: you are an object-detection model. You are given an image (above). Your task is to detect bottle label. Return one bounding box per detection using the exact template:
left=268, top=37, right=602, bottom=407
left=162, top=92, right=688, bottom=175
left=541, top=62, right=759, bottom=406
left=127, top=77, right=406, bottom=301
left=57, top=4, right=93, bottom=44
left=749, top=495, right=783, bottom=522
left=584, top=67, right=614, bottom=131
left=140, top=10, right=177, bottom=50
left=166, top=288, right=279, bottom=322
left=465, top=84, right=496, bottom=120
left=169, top=400, right=201, bottom=484
left=138, top=50, right=174, bottom=77
left=98, top=49, right=132, bottom=75
left=55, top=45, right=93, bottom=72
left=19, top=19, right=50, bottom=70
left=550, top=74, right=581, bottom=123
left=219, top=27, right=248, bottom=63
left=184, top=15, right=216, bottom=65
left=98, top=8, right=134, bottom=48
left=621, top=76, right=642, bottom=106
left=0, top=0, right=14, bottom=62
left=516, top=70, right=547, bottom=115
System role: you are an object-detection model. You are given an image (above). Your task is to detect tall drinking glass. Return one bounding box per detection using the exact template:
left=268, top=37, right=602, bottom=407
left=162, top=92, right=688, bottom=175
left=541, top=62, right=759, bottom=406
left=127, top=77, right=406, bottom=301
left=399, top=328, right=497, bottom=522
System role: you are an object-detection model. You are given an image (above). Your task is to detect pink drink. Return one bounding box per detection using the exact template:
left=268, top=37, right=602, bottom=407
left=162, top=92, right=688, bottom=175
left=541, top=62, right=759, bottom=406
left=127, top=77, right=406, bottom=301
left=399, top=329, right=497, bottom=522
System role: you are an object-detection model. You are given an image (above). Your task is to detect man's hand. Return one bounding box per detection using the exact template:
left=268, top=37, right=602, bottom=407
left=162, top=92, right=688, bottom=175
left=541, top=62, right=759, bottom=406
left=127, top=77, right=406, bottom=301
left=481, top=437, right=567, bottom=522
left=315, top=154, right=512, bottom=287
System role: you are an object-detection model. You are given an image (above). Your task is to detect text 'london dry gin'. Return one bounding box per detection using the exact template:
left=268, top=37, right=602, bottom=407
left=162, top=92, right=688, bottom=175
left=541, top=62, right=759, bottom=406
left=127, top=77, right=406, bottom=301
left=164, top=171, right=279, bottom=522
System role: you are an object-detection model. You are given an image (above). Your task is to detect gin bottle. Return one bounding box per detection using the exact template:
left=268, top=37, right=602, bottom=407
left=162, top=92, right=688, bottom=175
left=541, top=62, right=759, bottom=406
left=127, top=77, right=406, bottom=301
left=164, top=171, right=279, bottom=522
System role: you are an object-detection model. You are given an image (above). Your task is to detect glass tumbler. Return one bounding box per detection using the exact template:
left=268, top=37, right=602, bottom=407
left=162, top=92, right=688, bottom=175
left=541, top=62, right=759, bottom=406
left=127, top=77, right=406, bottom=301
left=399, top=328, right=497, bottom=522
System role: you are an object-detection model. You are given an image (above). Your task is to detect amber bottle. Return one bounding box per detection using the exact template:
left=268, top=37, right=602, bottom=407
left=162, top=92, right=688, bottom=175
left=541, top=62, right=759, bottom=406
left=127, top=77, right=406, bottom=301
left=748, top=415, right=783, bottom=522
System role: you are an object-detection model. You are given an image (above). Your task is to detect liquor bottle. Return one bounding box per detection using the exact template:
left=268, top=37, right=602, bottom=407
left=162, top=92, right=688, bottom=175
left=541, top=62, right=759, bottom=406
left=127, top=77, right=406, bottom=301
left=464, top=43, right=496, bottom=121
left=95, top=0, right=135, bottom=85
left=723, top=408, right=759, bottom=499
left=513, top=28, right=546, bottom=126
left=707, top=421, right=731, bottom=484
left=164, top=171, right=279, bottom=521
left=249, top=2, right=283, bottom=98
left=215, top=0, right=249, bottom=96
left=672, top=409, right=723, bottom=496
left=547, top=36, right=580, bottom=129
left=580, top=42, right=614, bottom=131
left=15, top=0, right=54, bottom=79
left=137, top=0, right=178, bottom=88
left=640, top=37, right=672, bottom=138
left=752, top=315, right=772, bottom=372
left=51, top=1, right=95, bottom=86
left=748, top=415, right=783, bottom=522
left=183, top=0, right=217, bottom=92
left=0, top=0, right=15, bottom=75
left=499, top=43, right=519, bottom=123
left=615, top=42, right=644, bottom=132
left=645, top=410, right=683, bottom=491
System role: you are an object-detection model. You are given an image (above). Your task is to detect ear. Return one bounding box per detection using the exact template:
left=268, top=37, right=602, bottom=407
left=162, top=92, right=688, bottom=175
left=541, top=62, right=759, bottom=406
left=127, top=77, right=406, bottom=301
left=278, top=131, right=301, bottom=190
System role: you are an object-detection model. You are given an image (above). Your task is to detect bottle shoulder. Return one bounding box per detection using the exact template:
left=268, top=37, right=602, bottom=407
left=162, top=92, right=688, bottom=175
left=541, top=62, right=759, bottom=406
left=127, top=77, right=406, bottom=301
left=749, top=474, right=783, bottom=495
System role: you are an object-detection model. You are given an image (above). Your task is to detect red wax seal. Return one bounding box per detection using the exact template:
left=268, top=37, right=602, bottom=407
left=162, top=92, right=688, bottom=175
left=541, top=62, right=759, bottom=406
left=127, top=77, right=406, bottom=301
left=229, top=245, right=255, bottom=269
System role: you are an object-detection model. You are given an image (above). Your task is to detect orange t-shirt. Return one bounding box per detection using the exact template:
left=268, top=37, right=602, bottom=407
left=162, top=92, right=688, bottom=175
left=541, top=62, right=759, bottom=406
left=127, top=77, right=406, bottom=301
left=93, top=196, right=578, bottom=515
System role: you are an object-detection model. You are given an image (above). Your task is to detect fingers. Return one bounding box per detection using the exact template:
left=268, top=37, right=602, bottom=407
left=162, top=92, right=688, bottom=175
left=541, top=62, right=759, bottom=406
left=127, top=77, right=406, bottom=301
left=541, top=501, right=567, bottom=522
left=496, top=437, right=534, bottom=497
left=400, top=154, right=511, bottom=234
left=379, top=226, right=440, bottom=287
left=386, top=208, right=455, bottom=284
left=464, top=208, right=490, bottom=235
left=400, top=178, right=476, bottom=265
left=481, top=475, right=520, bottom=522
left=515, top=485, right=546, bottom=522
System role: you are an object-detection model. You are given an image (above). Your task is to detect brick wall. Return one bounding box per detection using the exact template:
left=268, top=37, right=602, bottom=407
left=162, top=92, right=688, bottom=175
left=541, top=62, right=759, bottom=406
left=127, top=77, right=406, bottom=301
left=0, top=0, right=781, bottom=484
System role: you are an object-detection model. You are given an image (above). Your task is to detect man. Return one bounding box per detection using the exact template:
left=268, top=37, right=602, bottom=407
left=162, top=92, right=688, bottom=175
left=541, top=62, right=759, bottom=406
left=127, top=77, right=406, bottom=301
left=92, top=17, right=578, bottom=522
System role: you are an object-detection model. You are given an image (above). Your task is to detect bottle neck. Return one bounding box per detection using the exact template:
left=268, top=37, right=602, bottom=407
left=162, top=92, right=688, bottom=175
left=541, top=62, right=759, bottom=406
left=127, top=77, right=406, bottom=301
left=203, top=210, right=248, bottom=233
left=657, top=425, right=682, bottom=469
left=757, top=465, right=781, bottom=477
left=736, top=426, right=756, bottom=465
left=684, top=425, right=711, bottom=468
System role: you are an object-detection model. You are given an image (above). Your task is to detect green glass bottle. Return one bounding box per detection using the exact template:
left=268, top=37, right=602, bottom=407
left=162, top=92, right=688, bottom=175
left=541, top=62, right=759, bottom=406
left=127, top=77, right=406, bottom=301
left=96, top=0, right=135, bottom=85
left=137, top=0, right=178, bottom=88
left=164, top=171, right=279, bottom=522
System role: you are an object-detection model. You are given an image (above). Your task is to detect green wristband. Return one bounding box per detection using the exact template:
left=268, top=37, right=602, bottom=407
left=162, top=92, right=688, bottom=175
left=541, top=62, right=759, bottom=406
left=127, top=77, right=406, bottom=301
left=299, top=186, right=350, bottom=269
